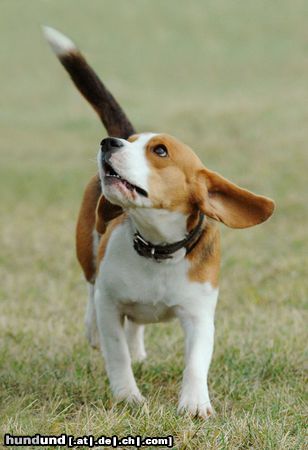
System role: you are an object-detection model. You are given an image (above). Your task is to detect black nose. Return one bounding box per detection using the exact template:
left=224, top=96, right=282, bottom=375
left=100, top=137, right=124, bottom=153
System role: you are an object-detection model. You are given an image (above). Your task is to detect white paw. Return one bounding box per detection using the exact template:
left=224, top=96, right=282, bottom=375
left=178, top=387, right=214, bottom=419
left=113, top=385, right=145, bottom=405
left=130, top=348, right=147, bottom=363
left=85, top=323, right=100, bottom=350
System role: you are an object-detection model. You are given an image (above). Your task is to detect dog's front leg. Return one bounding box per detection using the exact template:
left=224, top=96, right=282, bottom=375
left=94, top=287, right=144, bottom=404
left=177, top=294, right=217, bottom=419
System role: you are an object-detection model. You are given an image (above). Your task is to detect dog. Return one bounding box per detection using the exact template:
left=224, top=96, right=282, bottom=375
left=44, top=26, right=275, bottom=418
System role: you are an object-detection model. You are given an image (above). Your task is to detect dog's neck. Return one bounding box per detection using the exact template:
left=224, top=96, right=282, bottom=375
left=127, top=208, right=188, bottom=245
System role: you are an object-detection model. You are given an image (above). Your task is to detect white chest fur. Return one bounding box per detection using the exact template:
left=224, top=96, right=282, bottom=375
left=95, top=221, right=218, bottom=324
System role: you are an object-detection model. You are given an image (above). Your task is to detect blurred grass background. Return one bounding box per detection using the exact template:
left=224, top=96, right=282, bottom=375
left=0, top=1, right=307, bottom=448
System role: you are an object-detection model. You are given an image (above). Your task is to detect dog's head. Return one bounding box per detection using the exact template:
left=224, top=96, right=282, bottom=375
left=97, top=132, right=274, bottom=229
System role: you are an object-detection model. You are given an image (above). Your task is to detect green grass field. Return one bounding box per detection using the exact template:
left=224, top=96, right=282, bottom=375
left=1, top=1, right=307, bottom=448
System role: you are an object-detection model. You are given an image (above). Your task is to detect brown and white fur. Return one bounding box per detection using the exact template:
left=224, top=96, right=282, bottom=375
left=44, top=27, right=275, bottom=418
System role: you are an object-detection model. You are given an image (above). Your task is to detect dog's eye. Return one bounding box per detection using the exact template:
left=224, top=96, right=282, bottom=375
left=152, top=145, right=168, bottom=157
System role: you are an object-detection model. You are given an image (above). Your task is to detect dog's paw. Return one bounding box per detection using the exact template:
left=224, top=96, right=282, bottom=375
left=125, top=390, right=145, bottom=405
left=130, top=349, right=147, bottom=363
left=178, top=391, right=214, bottom=419
left=85, top=325, right=100, bottom=350
left=114, top=386, right=145, bottom=405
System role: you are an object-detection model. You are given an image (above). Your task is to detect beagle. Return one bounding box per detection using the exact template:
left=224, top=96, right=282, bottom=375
left=44, top=27, right=275, bottom=418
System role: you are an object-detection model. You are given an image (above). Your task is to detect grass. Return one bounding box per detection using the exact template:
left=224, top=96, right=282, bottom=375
left=0, top=0, right=307, bottom=448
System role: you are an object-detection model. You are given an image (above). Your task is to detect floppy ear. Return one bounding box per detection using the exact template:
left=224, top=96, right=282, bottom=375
left=194, top=169, right=275, bottom=228
left=95, top=195, right=123, bottom=234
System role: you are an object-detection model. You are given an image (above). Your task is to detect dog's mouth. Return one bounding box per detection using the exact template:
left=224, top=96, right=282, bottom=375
left=103, top=162, right=148, bottom=198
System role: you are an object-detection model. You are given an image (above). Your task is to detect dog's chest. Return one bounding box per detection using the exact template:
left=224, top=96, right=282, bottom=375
left=96, top=223, right=206, bottom=323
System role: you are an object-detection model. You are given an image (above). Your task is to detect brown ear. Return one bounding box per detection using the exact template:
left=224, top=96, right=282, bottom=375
left=195, top=169, right=275, bottom=228
left=95, top=195, right=123, bottom=234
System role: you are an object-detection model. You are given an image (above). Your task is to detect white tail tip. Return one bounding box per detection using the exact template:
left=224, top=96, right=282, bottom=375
left=42, top=26, right=76, bottom=56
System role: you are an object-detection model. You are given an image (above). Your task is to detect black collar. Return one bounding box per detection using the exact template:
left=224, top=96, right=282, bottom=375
left=133, top=213, right=205, bottom=262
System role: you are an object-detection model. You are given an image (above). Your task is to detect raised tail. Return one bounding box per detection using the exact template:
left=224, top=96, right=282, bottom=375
left=43, top=26, right=136, bottom=139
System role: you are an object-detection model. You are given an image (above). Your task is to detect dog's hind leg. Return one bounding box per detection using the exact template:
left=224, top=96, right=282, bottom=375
left=85, top=283, right=100, bottom=349
left=124, top=319, right=147, bottom=362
